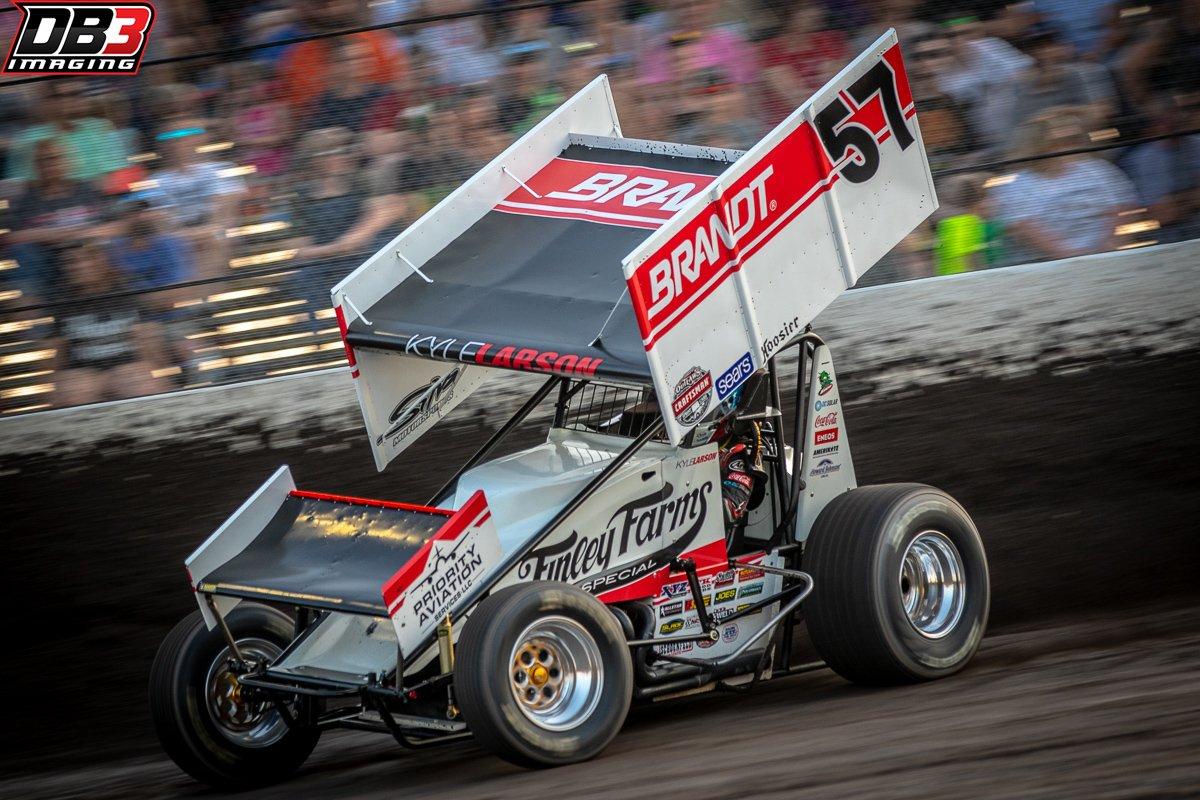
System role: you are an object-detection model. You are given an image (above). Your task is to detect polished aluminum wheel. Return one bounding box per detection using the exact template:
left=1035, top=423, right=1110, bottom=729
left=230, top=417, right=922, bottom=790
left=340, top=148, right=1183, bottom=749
left=899, top=531, right=966, bottom=639
left=509, top=616, right=604, bottom=731
left=204, top=638, right=288, bottom=748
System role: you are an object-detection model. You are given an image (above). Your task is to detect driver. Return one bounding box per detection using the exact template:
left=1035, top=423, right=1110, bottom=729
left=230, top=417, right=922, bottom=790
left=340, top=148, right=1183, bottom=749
left=709, top=383, right=768, bottom=546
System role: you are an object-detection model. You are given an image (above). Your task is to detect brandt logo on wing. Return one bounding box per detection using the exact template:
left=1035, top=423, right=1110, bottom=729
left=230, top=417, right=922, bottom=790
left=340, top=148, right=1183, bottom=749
left=494, top=158, right=714, bottom=230
left=517, top=481, right=714, bottom=591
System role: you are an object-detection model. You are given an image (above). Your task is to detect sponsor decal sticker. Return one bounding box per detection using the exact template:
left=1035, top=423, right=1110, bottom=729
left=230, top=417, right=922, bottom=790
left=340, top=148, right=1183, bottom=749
left=494, top=158, right=715, bottom=230
left=660, top=619, right=684, bottom=635
left=713, top=569, right=735, bottom=587
left=402, top=333, right=604, bottom=378
left=808, top=458, right=841, bottom=478
left=814, top=398, right=840, bottom=411
left=697, top=634, right=716, bottom=648
left=735, top=603, right=761, bottom=616
left=738, top=582, right=764, bottom=599
left=3, top=1, right=156, bottom=75
left=655, top=640, right=693, bottom=655
left=814, top=427, right=839, bottom=445
left=761, top=315, right=802, bottom=361
left=684, top=594, right=712, bottom=611
left=714, top=588, right=737, bottom=604
left=662, top=580, right=691, bottom=598
left=675, top=451, right=717, bottom=469
left=671, top=366, right=713, bottom=426
left=716, top=351, right=754, bottom=400
left=518, top=481, right=714, bottom=594
left=659, top=600, right=683, bottom=617
left=737, top=567, right=764, bottom=581
left=817, top=369, right=834, bottom=397
left=814, top=411, right=839, bottom=428
left=377, top=368, right=460, bottom=446
left=813, top=445, right=839, bottom=457
left=721, top=624, right=739, bottom=643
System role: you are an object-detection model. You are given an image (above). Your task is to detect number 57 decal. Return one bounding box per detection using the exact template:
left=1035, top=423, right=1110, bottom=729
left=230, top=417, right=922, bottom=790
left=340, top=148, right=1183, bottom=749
left=814, top=61, right=915, bottom=184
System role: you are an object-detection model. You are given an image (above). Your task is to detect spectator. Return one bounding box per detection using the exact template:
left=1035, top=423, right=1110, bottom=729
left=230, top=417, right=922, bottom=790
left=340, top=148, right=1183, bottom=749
left=109, top=200, right=197, bottom=293
left=992, top=109, right=1138, bottom=263
left=496, top=47, right=563, bottom=136
left=673, top=68, right=762, bottom=150
left=51, top=240, right=172, bottom=407
left=278, top=0, right=402, bottom=118
left=760, top=4, right=849, bottom=124
left=147, top=119, right=247, bottom=278
left=1011, top=27, right=1116, bottom=132
left=309, top=40, right=393, bottom=133
left=6, top=81, right=129, bottom=183
left=226, top=62, right=291, bottom=180
left=412, top=0, right=500, bottom=88
left=930, top=16, right=1032, bottom=156
left=934, top=173, right=1006, bottom=275
left=294, top=127, right=406, bottom=266
left=1122, top=93, right=1200, bottom=243
left=907, top=32, right=980, bottom=170
left=457, top=86, right=511, bottom=162
left=3, top=140, right=112, bottom=300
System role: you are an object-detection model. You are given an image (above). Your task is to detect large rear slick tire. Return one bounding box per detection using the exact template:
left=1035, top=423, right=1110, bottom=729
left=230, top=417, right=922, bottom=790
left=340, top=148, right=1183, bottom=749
left=455, top=582, right=633, bottom=768
left=149, top=604, right=319, bottom=790
left=804, top=484, right=989, bottom=685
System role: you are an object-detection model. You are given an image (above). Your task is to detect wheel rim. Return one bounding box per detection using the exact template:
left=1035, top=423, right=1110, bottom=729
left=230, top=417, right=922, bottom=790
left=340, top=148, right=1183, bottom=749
left=899, top=531, right=966, bottom=639
left=204, top=637, right=289, bottom=748
left=509, top=616, right=604, bottom=732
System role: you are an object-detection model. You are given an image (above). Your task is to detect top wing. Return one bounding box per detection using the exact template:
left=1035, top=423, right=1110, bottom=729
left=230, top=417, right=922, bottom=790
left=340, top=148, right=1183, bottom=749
left=622, top=30, right=937, bottom=444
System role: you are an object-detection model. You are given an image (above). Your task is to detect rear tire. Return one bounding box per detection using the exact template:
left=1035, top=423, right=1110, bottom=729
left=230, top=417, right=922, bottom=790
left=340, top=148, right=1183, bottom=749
left=149, top=604, right=319, bottom=789
left=455, top=582, right=632, bottom=768
left=804, top=484, right=989, bottom=685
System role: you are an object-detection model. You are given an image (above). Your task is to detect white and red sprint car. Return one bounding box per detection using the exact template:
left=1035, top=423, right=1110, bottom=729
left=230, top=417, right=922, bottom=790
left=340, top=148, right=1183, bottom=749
left=151, top=31, right=989, bottom=789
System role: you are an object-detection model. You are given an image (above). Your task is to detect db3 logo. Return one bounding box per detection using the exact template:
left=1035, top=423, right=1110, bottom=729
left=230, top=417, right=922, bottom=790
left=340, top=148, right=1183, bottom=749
left=3, top=1, right=155, bottom=75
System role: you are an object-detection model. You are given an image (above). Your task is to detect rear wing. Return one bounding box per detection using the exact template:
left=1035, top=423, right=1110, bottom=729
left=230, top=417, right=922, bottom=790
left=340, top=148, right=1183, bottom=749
left=332, top=76, right=623, bottom=471
left=623, top=29, right=937, bottom=444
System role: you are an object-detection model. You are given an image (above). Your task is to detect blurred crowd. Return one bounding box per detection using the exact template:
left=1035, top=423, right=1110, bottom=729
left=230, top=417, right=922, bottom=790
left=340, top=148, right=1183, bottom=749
left=0, top=0, right=1197, bottom=410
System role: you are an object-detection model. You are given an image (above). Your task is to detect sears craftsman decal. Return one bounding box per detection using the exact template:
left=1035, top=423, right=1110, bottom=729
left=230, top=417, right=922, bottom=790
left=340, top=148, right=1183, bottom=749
left=494, top=158, right=716, bottom=229
left=716, top=352, right=754, bottom=401
left=517, top=481, right=714, bottom=594
left=3, top=1, right=155, bottom=75
left=377, top=368, right=460, bottom=446
left=672, top=366, right=713, bottom=426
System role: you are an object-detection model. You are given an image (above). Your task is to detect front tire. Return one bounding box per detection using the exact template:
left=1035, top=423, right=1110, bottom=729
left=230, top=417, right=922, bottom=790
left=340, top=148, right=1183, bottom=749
left=804, top=484, right=989, bottom=685
left=455, top=582, right=633, bottom=768
left=149, top=603, right=319, bottom=789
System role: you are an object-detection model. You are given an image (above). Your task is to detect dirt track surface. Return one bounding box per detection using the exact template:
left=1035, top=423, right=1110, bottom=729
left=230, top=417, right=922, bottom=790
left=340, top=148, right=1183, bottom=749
left=6, top=603, right=1197, bottom=800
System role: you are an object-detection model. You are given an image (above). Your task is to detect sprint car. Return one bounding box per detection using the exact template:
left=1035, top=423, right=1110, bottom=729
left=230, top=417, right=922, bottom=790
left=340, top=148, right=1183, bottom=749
left=150, top=31, right=989, bottom=789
